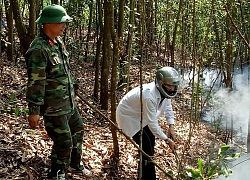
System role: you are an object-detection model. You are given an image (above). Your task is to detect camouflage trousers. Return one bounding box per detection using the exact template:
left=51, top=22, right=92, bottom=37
left=43, top=108, right=84, bottom=175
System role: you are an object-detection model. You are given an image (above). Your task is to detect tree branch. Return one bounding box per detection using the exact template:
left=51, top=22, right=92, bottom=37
left=224, top=5, right=250, bottom=51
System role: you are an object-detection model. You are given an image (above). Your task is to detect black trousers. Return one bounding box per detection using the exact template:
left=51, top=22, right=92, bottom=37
left=133, top=125, right=156, bottom=180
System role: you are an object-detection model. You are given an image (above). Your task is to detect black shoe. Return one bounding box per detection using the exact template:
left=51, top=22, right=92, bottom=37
left=47, top=171, right=66, bottom=180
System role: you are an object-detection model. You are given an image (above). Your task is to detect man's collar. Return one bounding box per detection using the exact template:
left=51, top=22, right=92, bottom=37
left=40, top=30, right=56, bottom=47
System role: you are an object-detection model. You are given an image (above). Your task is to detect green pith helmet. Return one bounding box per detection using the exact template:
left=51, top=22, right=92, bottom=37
left=36, top=4, right=72, bottom=24
left=155, top=66, right=181, bottom=98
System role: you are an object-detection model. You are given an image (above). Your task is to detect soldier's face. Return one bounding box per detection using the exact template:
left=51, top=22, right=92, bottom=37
left=46, top=23, right=67, bottom=37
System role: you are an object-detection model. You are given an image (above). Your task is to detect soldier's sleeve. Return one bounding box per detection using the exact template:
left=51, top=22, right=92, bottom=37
left=25, top=48, right=47, bottom=115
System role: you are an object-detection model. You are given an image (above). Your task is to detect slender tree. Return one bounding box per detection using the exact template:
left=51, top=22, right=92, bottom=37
left=93, top=0, right=103, bottom=101
left=84, top=0, right=93, bottom=60
left=51, top=0, right=59, bottom=4
left=5, top=0, right=13, bottom=61
left=0, top=2, right=2, bottom=57
left=0, top=2, right=2, bottom=74
left=10, top=0, right=35, bottom=55
left=137, top=0, right=146, bottom=179
left=125, top=0, right=135, bottom=92
left=170, top=0, right=183, bottom=67
left=108, top=0, right=120, bottom=177
left=100, top=0, right=111, bottom=110
left=116, top=0, right=125, bottom=86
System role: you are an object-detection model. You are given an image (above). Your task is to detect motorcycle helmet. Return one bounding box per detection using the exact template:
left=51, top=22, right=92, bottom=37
left=155, top=67, right=181, bottom=98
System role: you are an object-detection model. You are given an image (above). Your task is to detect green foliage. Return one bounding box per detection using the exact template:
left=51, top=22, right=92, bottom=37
left=0, top=93, right=28, bottom=117
left=180, top=145, right=238, bottom=180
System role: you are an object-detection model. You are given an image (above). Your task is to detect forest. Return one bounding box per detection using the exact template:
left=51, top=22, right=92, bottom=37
left=0, top=0, right=250, bottom=179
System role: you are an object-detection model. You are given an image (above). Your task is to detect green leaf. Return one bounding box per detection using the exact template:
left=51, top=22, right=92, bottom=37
left=9, top=93, right=18, bottom=105
left=180, top=174, right=187, bottom=179
left=15, top=108, right=20, bottom=117
left=218, top=145, right=230, bottom=155
left=220, top=162, right=232, bottom=177
left=22, top=108, right=29, bottom=115
left=231, top=153, right=241, bottom=158
left=164, top=171, right=173, bottom=179
left=167, top=171, right=174, bottom=175
left=197, top=158, right=204, bottom=176
left=29, top=129, right=37, bottom=133
left=208, top=164, right=218, bottom=177
left=9, top=93, right=15, bottom=102
left=187, top=169, right=201, bottom=178
left=225, top=152, right=241, bottom=160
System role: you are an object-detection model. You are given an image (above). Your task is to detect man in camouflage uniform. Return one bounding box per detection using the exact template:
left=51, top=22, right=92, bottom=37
left=25, top=4, right=92, bottom=180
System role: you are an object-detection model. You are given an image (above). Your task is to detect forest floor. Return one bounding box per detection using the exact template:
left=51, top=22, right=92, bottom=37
left=0, top=55, right=246, bottom=180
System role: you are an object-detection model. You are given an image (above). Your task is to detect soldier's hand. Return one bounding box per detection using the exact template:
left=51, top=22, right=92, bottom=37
left=167, top=124, right=176, bottom=141
left=28, top=114, right=40, bottom=129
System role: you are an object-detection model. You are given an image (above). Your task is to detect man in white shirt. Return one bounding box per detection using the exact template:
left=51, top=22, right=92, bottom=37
left=116, top=66, right=181, bottom=180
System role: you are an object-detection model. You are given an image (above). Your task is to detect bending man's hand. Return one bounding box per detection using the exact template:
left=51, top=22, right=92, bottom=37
left=167, top=124, right=176, bottom=141
left=168, top=140, right=177, bottom=151
left=28, top=114, right=40, bottom=129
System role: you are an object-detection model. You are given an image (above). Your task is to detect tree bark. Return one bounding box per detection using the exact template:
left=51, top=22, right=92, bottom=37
left=51, top=0, right=59, bottom=4
left=100, top=1, right=110, bottom=110
left=125, top=0, right=135, bottom=92
left=117, top=0, right=125, bottom=86
left=5, top=0, right=13, bottom=62
left=10, top=0, right=34, bottom=55
left=84, top=0, right=93, bottom=60
left=170, top=0, right=184, bottom=67
left=108, top=0, right=120, bottom=176
left=93, top=0, right=103, bottom=101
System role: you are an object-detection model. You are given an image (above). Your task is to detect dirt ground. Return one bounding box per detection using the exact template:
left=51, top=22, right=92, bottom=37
left=0, top=57, right=238, bottom=180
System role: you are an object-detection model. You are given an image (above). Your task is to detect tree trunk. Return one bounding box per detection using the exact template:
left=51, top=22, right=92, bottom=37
left=170, top=0, right=183, bottom=67
left=5, top=0, right=13, bottom=62
left=28, top=0, right=37, bottom=40
left=224, top=2, right=233, bottom=89
left=164, top=0, right=170, bottom=61
left=100, top=1, right=110, bottom=110
left=108, top=0, right=120, bottom=176
left=248, top=61, right=250, bottom=152
left=93, top=36, right=102, bottom=100
left=117, top=0, right=125, bottom=86
left=0, top=2, right=2, bottom=57
left=138, top=0, right=145, bottom=179
left=84, top=0, right=93, bottom=61
left=0, top=2, right=2, bottom=76
left=10, top=0, right=34, bottom=55
left=212, top=1, right=226, bottom=88
left=93, top=0, right=104, bottom=101
left=51, top=0, right=59, bottom=4
left=124, top=0, right=135, bottom=92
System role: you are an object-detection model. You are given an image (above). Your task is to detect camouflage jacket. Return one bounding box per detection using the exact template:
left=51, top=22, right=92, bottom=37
left=25, top=31, right=76, bottom=116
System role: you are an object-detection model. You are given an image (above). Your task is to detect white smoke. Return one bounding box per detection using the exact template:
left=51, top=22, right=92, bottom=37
left=184, top=66, right=250, bottom=143
left=199, top=67, right=250, bottom=180
left=206, top=70, right=250, bottom=143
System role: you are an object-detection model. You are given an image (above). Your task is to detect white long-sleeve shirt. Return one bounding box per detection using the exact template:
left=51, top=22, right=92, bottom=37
left=116, top=82, right=175, bottom=140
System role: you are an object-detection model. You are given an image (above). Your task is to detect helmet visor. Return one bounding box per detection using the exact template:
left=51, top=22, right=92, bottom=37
left=155, top=78, right=179, bottom=98
left=162, top=84, right=178, bottom=97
